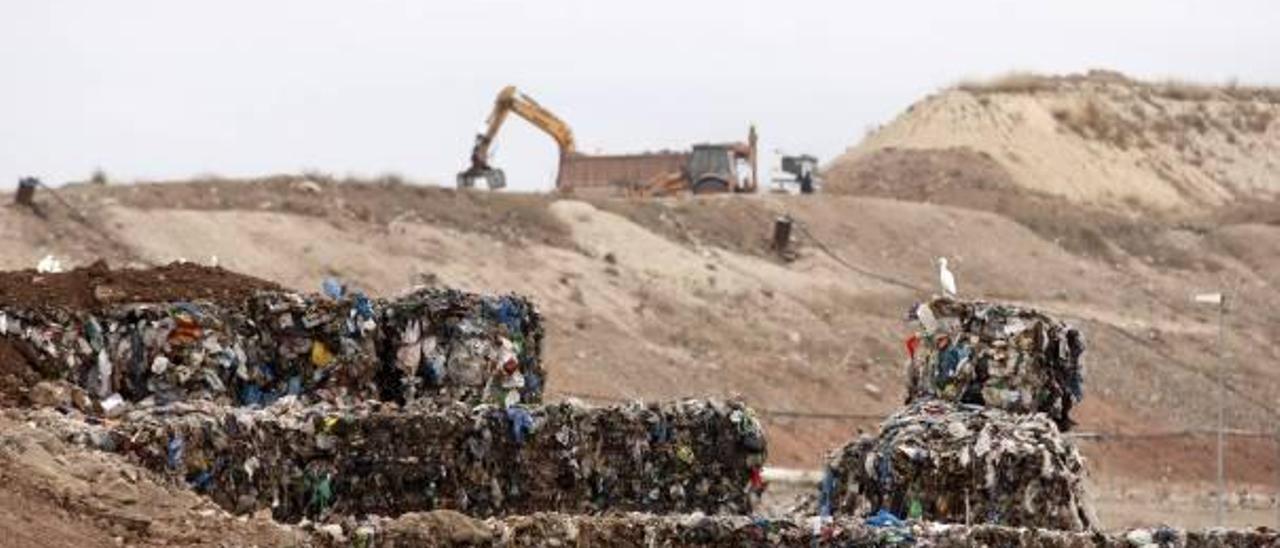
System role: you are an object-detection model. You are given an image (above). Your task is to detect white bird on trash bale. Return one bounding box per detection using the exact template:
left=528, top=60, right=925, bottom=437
left=937, top=257, right=957, bottom=297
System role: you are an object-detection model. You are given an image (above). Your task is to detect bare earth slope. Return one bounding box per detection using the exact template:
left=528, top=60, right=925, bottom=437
left=830, top=71, right=1280, bottom=212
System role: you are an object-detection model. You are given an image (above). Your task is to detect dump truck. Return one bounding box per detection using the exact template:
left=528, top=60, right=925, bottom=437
left=458, top=86, right=758, bottom=196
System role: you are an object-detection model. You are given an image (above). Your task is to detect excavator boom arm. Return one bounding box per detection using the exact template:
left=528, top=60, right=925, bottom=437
left=504, top=91, right=576, bottom=154
left=462, top=86, right=577, bottom=190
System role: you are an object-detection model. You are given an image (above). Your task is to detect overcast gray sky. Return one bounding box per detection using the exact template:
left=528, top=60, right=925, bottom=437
left=2, top=1, right=1277, bottom=191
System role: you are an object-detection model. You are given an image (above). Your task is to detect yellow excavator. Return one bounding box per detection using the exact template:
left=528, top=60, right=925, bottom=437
left=457, top=86, right=576, bottom=190
left=458, top=85, right=757, bottom=196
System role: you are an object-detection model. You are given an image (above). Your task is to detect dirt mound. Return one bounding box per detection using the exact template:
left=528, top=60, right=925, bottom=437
left=0, top=260, right=282, bottom=311
left=834, top=70, right=1280, bottom=212
left=824, top=146, right=1018, bottom=202
left=83, top=174, right=572, bottom=248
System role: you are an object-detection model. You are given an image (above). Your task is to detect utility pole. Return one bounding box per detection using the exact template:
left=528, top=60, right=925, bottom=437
left=1215, top=294, right=1225, bottom=527
left=1195, top=291, right=1227, bottom=526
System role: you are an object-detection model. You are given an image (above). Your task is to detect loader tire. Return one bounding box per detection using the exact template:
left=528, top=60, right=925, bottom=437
left=692, top=177, right=730, bottom=194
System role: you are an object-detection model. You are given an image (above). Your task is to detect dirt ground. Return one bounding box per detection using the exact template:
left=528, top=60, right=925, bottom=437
left=0, top=410, right=313, bottom=548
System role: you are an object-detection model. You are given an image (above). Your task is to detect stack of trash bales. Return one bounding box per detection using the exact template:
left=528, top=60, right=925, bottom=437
left=803, top=296, right=1094, bottom=530
left=905, top=296, right=1085, bottom=430
left=812, top=399, right=1096, bottom=530
left=0, top=287, right=546, bottom=409
left=104, top=397, right=765, bottom=521
left=4, top=264, right=768, bottom=520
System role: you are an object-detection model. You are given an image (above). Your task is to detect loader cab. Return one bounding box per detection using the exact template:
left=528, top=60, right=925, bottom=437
left=686, top=144, right=740, bottom=194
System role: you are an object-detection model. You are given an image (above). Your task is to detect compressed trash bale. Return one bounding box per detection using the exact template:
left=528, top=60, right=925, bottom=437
left=240, top=291, right=380, bottom=405
left=0, top=286, right=545, bottom=408
left=106, top=398, right=765, bottom=521
left=906, top=296, right=1085, bottom=430
left=809, top=399, right=1096, bottom=531
left=378, top=288, right=544, bottom=406
left=0, top=302, right=247, bottom=405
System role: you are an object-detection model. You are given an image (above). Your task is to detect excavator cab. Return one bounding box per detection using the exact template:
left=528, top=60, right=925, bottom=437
left=685, top=125, right=758, bottom=194
left=686, top=145, right=738, bottom=194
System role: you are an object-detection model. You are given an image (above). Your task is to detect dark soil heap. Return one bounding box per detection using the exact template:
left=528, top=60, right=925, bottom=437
left=0, top=261, right=282, bottom=405
left=0, top=260, right=282, bottom=312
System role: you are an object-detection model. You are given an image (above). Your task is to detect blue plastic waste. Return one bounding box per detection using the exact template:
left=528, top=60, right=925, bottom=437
left=523, top=372, right=542, bottom=398
left=240, top=384, right=264, bottom=406
left=936, top=343, right=971, bottom=383
left=864, top=509, right=907, bottom=528
left=167, top=434, right=184, bottom=469
left=493, top=297, right=524, bottom=332
left=876, top=446, right=894, bottom=488
left=189, top=469, right=213, bottom=491
left=171, top=302, right=205, bottom=319
left=353, top=293, right=374, bottom=320
left=506, top=407, right=535, bottom=445
left=322, top=278, right=345, bottom=300
left=649, top=419, right=672, bottom=444
left=818, top=467, right=836, bottom=517
left=421, top=355, right=445, bottom=386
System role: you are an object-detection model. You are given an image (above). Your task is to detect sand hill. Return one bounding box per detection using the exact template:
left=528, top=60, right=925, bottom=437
left=829, top=70, right=1280, bottom=212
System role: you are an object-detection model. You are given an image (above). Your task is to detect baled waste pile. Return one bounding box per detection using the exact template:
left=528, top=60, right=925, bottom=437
left=906, top=296, right=1085, bottom=430
left=811, top=399, right=1096, bottom=531
left=100, top=397, right=765, bottom=521
left=0, top=263, right=545, bottom=409
left=319, top=511, right=1277, bottom=548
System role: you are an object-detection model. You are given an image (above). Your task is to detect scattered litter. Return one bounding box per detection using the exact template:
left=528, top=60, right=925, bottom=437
left=37, top=255, right=64, bottom=273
